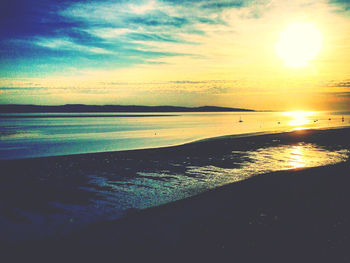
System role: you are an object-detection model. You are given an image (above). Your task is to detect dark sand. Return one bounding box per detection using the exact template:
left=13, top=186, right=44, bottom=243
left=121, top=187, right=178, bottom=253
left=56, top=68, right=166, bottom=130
left=1, top=127, right=350, bottom=262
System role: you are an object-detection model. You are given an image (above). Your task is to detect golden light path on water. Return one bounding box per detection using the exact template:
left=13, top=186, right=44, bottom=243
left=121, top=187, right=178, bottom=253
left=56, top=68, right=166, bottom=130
left=83, top=142, right=349, bottom=217
left=283, top=110, right=315, bottom=127
left=186, top=143, right=349, bottom=187
left=288, top=145, right=305, bottom=169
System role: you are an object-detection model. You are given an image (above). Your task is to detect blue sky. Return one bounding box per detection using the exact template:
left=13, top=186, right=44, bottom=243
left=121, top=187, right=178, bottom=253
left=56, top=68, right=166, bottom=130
left=1, top=0, right=350, bottom=110
left=1, top=0, right=238, bottom=76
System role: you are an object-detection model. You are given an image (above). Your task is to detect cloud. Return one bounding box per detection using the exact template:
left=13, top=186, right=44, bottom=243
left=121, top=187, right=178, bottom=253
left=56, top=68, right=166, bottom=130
left=335, top=82, right=350, bottom=88
left=334, top=92, right=350, bottom=98
left=0, top=0, right=265, bottom=74
left=329, top=0, right=350, bottom=12
left=0, top=79, right=239, bottom=97
left=201, top=0, right=247, bottom=9
left=127, top=14, right=189, bottom=27
left=35, top=37, right=113, bottom=54
left=324, top=80, right=350, bottom=88
left=129, top=0, right=158, bottom=14
left=126, top=32, right=182, bottom=42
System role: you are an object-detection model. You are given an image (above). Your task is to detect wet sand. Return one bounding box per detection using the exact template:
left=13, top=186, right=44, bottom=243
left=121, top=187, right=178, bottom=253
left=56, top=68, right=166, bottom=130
left=1, top=127, right=350, bottom=262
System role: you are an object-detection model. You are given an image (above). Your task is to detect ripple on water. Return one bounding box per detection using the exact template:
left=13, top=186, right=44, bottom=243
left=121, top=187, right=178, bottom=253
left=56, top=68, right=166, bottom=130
left=86, top=143, right=349, bottom=212
left=2, top=142, right=348, bottom=242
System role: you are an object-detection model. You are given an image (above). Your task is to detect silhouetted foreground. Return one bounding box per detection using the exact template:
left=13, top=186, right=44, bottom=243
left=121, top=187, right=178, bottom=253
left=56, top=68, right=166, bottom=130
left=1, top=128, right=350, bottom=263
left=4, top=161, right=350, bottom=263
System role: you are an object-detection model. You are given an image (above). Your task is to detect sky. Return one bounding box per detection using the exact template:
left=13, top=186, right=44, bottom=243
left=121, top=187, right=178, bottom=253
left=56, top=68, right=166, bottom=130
left=0, top=0, right=350, bottom=110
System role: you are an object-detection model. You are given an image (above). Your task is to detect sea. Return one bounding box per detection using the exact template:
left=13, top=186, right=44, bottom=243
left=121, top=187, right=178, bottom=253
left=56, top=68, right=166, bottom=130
left=0, top=111, right=350, bottom=241
left=0, top=111, right=349, bottom=160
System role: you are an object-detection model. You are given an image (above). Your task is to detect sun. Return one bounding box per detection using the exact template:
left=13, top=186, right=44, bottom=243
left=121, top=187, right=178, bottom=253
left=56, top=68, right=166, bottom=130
left=275, top=22, right=322, bottom=68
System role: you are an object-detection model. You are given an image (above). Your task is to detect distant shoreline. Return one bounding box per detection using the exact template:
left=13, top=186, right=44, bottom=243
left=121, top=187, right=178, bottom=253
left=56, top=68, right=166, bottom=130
left=0, top=114, right=178, bottom=118
left=0, top=104, right=254, bottom=113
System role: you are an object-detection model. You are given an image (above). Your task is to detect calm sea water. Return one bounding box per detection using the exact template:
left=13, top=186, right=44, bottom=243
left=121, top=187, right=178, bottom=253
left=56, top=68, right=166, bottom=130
left=0, top=111, right=349, bottom=160
left=0, top=111, right=349, bottom=241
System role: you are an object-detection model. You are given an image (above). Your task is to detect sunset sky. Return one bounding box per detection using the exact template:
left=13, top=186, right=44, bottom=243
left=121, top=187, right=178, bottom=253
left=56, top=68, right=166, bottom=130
left=1, top=0, right=350, bottom=110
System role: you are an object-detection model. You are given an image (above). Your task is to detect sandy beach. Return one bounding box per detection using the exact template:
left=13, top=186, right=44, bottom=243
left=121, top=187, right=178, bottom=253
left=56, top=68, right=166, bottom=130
left=1, top=127, right=350, bottom=262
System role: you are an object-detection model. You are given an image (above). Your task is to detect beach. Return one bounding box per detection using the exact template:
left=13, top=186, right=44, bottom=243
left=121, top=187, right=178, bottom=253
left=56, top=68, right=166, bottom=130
left=1, top=127, right=350, bottom=262
left=2, top=0, right=350, bottom=261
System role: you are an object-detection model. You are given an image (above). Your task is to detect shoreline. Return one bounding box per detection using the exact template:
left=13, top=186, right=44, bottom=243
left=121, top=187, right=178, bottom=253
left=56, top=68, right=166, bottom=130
left=4, top=159, right=350, bottom=262
left=1, top=127, right=350, bottom=261
left=2, top=125, right=349, bottom=163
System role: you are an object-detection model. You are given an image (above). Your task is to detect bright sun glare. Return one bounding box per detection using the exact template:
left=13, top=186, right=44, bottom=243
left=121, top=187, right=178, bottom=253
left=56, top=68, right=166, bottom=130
left=276, top=22, right=322, bottom=68
left=283, top=110, right=314, bottom=127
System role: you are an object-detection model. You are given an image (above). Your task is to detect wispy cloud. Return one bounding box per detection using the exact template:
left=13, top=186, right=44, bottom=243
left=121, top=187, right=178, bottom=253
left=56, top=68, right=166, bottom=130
left=35, top=37, right=113, bottom=54
left=324, top=80, right=350, bottom=88
left=1, top=0, right=265, bottom=73
left=0, top=79, right=239, bottom=97
left=329, top=0, right=350, bottom=13
left=334, top=92, right=350, bottom=98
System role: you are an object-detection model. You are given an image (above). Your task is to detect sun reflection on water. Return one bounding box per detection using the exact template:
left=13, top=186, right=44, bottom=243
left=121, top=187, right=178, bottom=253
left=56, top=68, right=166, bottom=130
left=288, top=145, right=305, bottom=169
left=283, top=111, right=315, bottom=127
left=247, top=142, right=348, bottom=173
left=186, top=143, right=349, bottom=187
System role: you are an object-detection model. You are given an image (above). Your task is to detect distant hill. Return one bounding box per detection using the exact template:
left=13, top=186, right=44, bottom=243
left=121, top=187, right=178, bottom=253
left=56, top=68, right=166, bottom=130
left=0, top=104, right=254, bottom=113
